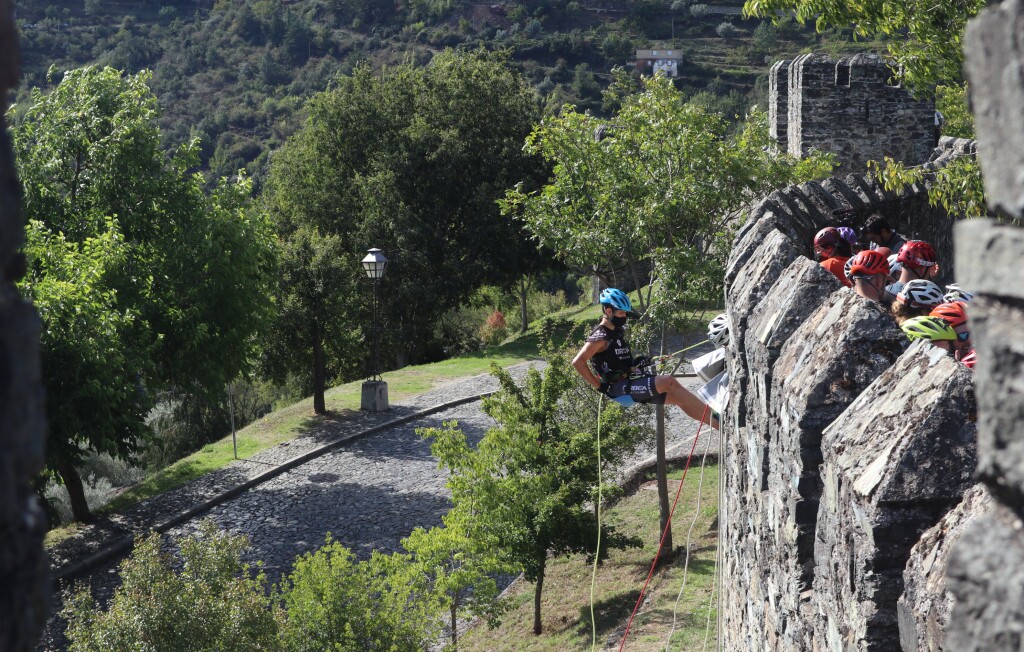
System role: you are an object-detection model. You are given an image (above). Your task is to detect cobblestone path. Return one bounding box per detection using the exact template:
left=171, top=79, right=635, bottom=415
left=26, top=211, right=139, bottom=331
left=41, top=338, right=719, bottom=650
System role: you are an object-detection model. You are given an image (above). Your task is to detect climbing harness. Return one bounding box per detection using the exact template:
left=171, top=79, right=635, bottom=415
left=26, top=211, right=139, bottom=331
left=617, top=404, right=709, bottom=652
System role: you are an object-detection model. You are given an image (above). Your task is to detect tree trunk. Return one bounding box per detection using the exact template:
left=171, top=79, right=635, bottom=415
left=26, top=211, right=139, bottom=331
left=656, top=321, right=671, bottom=556
left=451, top=600, right=459, bottom=652
left=533, top=562, right=546, bottom=635
left=312, top=321, right=326, bottom=414
left=519, top=276, right=529, bottom=334
left=656, top=403, right=671, bottom=557
left=58, top=461, right=92, bottom=523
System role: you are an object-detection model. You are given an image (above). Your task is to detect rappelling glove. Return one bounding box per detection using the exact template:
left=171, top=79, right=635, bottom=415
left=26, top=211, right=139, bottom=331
left=598, top=380, right=612, bottom=396
left=632, top=355, right=653, bottom=369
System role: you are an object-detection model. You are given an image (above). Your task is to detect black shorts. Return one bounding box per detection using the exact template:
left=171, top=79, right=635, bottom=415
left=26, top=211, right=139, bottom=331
left=608, top=374, right=667, bottom=405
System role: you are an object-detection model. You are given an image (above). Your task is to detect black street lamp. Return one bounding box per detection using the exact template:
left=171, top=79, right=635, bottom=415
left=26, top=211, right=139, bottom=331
left=361, top=247, right=389, bottom=411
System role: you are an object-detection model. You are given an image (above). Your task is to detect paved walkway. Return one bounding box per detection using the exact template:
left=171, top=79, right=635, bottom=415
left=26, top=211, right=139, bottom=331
left=41, top=336, right=720, bottom=650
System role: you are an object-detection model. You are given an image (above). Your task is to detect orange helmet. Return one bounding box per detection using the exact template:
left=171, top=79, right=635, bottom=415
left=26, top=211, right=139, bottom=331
left=930, top=302, right=968, bottom=329
left=848, top=250, right=889, bottom=278
left=897, top=240, right=937, bottom=271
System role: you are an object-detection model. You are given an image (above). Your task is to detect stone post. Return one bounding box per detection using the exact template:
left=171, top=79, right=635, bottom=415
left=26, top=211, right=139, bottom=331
left=0, top=0, right=50, bottom=647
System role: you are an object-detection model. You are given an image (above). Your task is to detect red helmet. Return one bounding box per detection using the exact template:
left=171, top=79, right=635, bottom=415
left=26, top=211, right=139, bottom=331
left=897, top=240, right=937, bottom=271
left=874, top=246, right=893, bottom=258
left=814, top=227, right=842, bottom=255
left=961, top=349, right=976, bottom=369
left=848, top=250, right=889, bottom=277
left=930, top=302, right=968, bottom=329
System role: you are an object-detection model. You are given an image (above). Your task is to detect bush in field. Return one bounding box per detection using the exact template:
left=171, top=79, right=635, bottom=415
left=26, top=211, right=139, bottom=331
left=277, top=538, right=441, bottom=652
left=478, top=309, right=508, bottom=346
left=716, top=21, right=739, bottom=38
left=63, top=521, right=279, bottom=652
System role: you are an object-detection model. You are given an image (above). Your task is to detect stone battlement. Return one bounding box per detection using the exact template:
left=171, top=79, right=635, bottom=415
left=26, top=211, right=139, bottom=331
left=770, top=54, right=936, bottom=175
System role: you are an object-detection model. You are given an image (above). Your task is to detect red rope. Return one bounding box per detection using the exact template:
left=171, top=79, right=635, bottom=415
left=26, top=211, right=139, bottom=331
left=617, top=404, right=709, bottom=652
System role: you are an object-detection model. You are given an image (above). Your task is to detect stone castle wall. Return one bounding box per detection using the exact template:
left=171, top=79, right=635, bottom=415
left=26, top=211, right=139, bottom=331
left=770, top=54, right=936, bottom=176
left=0, top=0, right=50, bottom=648
left=719, top=138, right=979, bottom=650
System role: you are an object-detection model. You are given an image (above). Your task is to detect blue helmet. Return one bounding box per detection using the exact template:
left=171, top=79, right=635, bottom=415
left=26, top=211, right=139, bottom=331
left=599, top=288, right=633, bottom=313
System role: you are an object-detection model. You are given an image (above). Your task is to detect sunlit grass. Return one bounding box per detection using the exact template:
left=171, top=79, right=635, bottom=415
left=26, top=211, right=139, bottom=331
left=458, top=464, right=720, bottom=651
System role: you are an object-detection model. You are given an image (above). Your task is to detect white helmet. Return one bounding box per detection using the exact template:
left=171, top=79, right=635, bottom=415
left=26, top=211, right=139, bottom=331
left=708, top=313, right=730, bottom=348
left=896, top=279, right=945, bottom=308
left=944, top=283, right=975, bottom=303
left=887, top=254, right=903, bottom=278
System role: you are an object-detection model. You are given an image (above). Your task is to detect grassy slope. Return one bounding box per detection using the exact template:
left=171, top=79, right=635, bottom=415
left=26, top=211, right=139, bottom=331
left=459, top=464, right=721, bottom=651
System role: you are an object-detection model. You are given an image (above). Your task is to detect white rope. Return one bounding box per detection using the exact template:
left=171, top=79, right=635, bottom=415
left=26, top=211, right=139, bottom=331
left=664, top=425, right=715, bottom=650
left=701, top=539, right=720, bottom=652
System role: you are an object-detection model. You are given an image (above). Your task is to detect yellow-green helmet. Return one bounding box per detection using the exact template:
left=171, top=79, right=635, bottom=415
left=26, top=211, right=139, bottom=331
left=901, top=316, right=957, bottom=342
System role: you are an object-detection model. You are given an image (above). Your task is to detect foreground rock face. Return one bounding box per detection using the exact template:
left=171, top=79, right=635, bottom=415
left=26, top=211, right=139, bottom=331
left=899, top=484, right=994, bottom=652
left=811, top=343, right=976, bottom=650
left=719, top=131, right=975, bottom=650
left=768, top=291, right=907, bottom=648
left=0, top=2, right=50, bottom=649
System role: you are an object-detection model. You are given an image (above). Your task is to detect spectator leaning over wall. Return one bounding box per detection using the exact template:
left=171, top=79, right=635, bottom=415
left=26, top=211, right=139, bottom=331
left=944, top=284, right=975, bottom=304
left=888, top=240, right=939, bottom=297
left=862, top=215, right=908, bottom=254
left=571, top=288, right=718, bottom=429
left=930, top=301, right=972, bottom=359
left=847, top=249, right=891, bottom=303
left=901, top=315, right=958, bottom=356
left=892, top=279, right=945, bottom=324
left=814, top=227, right=853, bottom=288
left=887, top=254, right=903, bottom=285
left=837, top=226, right=861, bottom=254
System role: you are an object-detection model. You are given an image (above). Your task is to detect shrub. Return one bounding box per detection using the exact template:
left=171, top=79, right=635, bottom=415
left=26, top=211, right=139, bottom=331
left=63, top=521, right=279, bottom=651
left=716, top=21, right=740, bottom=38
left=690, top=3, right=709, bottom=17
left=478, top=309, right=508, bottom=346
left=278, top=539, right=441, bottom=652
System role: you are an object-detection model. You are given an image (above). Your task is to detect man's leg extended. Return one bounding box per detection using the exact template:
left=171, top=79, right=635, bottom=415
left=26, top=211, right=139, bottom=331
left=654, top=375, right=717, bottom=428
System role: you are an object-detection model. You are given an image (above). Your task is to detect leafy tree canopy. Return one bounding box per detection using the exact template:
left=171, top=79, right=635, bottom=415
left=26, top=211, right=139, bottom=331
left=743, top=0, right=986, bottom=92
left=421, top=350, right=650, bottom=634
left=264, top=48, right=543, bottom=400
left=502, top=73, right=834, bottom=327
left=63, top=521, right=279, bottom=651
left=13, top=66, right=276, bottom=520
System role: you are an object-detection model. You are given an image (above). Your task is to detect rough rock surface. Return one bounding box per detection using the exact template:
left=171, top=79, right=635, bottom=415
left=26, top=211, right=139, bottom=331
left=719, top=134, right=971, bottom=650
left=767, top=290, right=907, bottom=649
left=899, top=484, right=994, bottom=652
left=780, top=53, right=935, bottom=175
left=955, top=220, right=1024, bottom=508
left=0, top=2, right=50, bottom=650
left=945, top=503, right=1024, bottom=651
left=810, top=343, right=976, bottom=650
left=963, top=0, right=1024, bottom=218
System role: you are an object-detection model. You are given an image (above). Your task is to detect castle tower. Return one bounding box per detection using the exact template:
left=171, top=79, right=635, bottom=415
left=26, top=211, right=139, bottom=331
left=770, top=53, right=935, bottom=175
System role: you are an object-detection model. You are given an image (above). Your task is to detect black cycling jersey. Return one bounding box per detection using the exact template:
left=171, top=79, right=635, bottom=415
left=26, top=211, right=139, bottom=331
left=586, top=323, right=633, bottom=382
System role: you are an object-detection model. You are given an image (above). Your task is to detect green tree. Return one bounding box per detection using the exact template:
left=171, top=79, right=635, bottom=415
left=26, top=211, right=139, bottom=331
left=402, top=508, right=512, bottom=651
left=278, top=538, right=442, bottom=651
left=421, top=351, right=648, bottom=635
left=264, top=49, right=541, bottom=403
left=13, top=67, right=276, bottom=521
left=743, top=0, right=985, bottom=91
left=500, top=74, right=833, bottom=546
left=63, top=521, right=280, bottom=651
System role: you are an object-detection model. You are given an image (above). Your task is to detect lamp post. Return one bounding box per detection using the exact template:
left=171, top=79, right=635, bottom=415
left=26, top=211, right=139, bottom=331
left=360, top=247, right=389, bottom=412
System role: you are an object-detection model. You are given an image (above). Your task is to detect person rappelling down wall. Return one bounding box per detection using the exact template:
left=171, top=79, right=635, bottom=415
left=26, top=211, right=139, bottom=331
left=571, top=288, right=719, bottom=430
